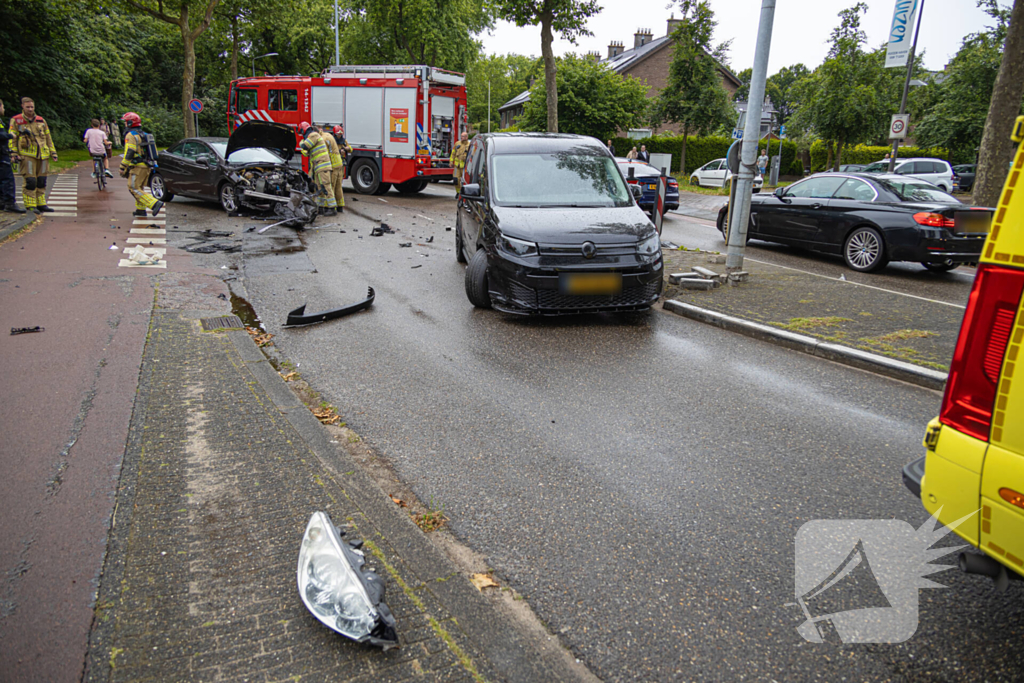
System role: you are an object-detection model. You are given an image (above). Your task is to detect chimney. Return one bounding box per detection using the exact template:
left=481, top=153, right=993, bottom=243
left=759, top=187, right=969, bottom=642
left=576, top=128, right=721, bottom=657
left=666, top=14, right=682, bottom=37
left=607, top=41, right=624, bottom=59
left=634, top=29, right=653, bottom=49
left=586, top=51, right=601, bottom=62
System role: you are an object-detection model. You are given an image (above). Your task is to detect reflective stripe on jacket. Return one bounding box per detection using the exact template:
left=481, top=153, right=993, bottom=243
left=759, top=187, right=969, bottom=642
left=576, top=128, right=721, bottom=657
left=9, top=114, right=55, bottom=158
left=122, top=130, right=148, bottom=166
left=300, top=132, right=332, bottom=174
left=451, top=140, right=470, bottom=169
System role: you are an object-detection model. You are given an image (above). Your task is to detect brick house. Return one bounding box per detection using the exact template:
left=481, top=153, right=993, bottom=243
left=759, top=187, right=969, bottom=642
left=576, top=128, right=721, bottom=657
left=499, top=17, right=743, bottom=134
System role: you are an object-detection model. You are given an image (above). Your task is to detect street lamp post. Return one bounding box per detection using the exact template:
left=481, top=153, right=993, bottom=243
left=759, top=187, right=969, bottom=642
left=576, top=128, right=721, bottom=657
left=251, top=52, right=279, bottom=78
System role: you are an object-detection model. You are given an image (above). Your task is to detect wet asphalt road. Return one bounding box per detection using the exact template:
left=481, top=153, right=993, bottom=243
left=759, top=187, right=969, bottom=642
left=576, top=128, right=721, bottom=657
left=170, top=184, right=1022, bottom=682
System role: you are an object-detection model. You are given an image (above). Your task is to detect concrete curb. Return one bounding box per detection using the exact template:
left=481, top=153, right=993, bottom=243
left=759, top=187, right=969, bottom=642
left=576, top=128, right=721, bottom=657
left=224, top=328, right=589, bottom=683
left=663, top=299, right=948, bottom=391
left=0, top=212, right=40, bottom=242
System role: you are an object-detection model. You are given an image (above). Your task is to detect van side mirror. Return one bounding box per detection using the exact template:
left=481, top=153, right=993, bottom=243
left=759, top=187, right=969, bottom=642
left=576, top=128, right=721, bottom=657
left=630, top=184, right=643, bottom=200
left=461, top=183, right=482, bottom=199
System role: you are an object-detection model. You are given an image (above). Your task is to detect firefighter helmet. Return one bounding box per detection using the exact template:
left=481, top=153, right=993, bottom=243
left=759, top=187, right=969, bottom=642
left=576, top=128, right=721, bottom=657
left=332, top=125, right=343, bottom=135
left=298, top=122, right=312, bottom=134
left=121, top=112, right=142, bottom=128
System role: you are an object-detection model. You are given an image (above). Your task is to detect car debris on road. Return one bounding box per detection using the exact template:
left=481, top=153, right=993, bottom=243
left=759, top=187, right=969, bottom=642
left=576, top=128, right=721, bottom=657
left=283, top=287, right=375, bottom=327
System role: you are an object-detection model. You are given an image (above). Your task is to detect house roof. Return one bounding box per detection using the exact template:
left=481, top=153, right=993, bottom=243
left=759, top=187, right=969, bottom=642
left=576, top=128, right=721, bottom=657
left=497, top=35, right=743, bottom=112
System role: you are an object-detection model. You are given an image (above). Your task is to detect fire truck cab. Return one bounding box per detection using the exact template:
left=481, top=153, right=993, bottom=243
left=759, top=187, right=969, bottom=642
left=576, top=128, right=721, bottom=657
left=228, top=65, right=468, bottom=195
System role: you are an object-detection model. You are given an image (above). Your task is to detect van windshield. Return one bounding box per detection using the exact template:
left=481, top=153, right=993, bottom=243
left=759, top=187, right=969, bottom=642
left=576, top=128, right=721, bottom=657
left=491, top=151, right=632, bottom=207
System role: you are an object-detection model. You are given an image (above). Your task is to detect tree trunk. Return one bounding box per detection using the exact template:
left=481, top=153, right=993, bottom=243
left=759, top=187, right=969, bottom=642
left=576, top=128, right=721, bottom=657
left=181, top=10, right=197, bottom=139
left=540, top=9, right=557, bottom=133
left=825, top=140, right=834, bottom=172
left=230, top=16, right=238, bottom=82
left=974, top=0, right=1024, bottom=207
left=680, top=123, right=689, bottom=177
left=834, top=138, right=845, bottom=171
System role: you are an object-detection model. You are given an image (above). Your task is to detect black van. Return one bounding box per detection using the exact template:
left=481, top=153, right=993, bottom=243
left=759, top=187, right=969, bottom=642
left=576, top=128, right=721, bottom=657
left=455, top=133, right=663, bottom=315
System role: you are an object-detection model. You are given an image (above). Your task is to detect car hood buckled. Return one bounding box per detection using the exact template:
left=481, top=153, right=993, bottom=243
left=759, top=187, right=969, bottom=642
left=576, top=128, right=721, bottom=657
left=226, top=120, right=296, bottom=161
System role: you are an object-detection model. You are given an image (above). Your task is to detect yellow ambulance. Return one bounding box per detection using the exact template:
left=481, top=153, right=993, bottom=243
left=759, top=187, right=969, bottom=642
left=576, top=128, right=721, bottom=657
left=903, top=116, right=1024, bottom=592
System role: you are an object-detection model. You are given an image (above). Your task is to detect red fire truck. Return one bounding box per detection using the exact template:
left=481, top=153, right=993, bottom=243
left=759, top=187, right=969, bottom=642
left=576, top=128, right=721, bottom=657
left=227, top=65, right=467, bottom=195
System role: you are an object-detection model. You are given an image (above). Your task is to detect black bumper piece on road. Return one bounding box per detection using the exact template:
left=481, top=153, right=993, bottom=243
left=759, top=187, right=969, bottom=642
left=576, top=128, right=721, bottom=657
left=902, top=455, right=925, bottom=498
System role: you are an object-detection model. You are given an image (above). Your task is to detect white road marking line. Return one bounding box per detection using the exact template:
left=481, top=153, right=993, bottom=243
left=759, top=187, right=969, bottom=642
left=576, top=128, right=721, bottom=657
left=44, top=212, right=77, bottom=217
left=126, top=238, right=166, bottom=244
left=133, top=220, right=166, bottom=225
left=118, top=259, right=167, bottom=269
left=742, top=257, right=969, bottom=309
left=130, top=229, right=166, bottom=234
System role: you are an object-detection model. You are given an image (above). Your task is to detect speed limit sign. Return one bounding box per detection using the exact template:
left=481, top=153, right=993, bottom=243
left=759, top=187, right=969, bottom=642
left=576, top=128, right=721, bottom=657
left=889, top=114, right=909, bottom=139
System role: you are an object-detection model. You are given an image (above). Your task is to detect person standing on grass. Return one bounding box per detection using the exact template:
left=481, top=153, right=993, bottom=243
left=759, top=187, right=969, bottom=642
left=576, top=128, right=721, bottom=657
left=84, top=119, right=113, bottom=178
left=757, top=149, right=768, bottom=177
left=0, top=99, right=27, bottom=213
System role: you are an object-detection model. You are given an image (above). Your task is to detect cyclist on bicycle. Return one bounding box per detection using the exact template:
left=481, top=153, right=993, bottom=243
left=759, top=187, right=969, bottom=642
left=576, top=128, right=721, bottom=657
left=84, top=119, right=113, bottom=178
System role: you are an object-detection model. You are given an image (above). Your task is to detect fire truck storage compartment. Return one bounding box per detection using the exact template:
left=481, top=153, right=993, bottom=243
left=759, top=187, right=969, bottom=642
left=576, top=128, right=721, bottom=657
left=311, top=86, right=345, bottom=128
left=384, top=88, right=417, bottom=157
left=431, top=96, right=455, bottom=159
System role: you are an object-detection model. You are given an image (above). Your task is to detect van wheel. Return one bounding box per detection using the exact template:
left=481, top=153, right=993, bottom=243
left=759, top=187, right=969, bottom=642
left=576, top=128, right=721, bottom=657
left=350, top=159, right=380, bottom=194
left=455, top=215, right=467, bottom=264
left=844, top=227, right=888, bottom=272
left=465, top=248, right=491, bottom=309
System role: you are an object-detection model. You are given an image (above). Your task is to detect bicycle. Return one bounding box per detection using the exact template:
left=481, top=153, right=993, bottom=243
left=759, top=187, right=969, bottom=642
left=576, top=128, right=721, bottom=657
left=92, top=154, right=107, bottom=191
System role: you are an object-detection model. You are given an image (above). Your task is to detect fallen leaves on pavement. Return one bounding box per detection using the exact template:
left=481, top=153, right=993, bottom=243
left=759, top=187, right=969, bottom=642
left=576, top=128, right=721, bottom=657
left=389, top=494, right=408, bottom=508
left=470, top=573, right=499, bottom=591
left=313, top=405, right=341, bottom=425
left=246, top=326, right=274, bottom=347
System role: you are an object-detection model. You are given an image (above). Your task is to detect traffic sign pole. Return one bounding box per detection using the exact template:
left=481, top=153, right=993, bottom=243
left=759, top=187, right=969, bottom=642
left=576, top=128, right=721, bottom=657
left=888, top=0, right=925, bottom=173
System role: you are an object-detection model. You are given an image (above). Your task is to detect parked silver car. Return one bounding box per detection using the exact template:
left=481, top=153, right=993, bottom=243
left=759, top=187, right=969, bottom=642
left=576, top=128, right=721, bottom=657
left=862, top=157, right=954, bottom=193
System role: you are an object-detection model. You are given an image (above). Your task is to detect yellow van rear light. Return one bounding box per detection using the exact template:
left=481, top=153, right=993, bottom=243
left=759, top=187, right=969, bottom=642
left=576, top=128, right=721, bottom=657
left=999, top=488, right=1024, bottom=510
left=940, top=264, right=1024, bottom=441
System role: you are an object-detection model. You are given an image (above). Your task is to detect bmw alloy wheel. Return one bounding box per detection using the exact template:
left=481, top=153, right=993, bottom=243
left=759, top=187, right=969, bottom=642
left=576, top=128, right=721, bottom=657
left=844, top=227, right=886, bottom=271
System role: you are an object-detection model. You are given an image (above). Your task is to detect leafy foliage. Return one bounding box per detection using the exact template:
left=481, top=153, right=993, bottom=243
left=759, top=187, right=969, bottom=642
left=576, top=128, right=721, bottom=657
left=465, top=54, right=541, bottom=132
left=517, top=54, right=649, bottom=140
left=610, top=134, right=798, bottom=176
left=808, top=140, right=952, bottom=170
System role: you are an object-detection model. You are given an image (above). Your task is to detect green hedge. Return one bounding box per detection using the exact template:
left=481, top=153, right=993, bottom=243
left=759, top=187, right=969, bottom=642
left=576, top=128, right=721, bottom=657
left=613, top=135, right=800, bottom=176
left=809, top=141, right=951, bottom=172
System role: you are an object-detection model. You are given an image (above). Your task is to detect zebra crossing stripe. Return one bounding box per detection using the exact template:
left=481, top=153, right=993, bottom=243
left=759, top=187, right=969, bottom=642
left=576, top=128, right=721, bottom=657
left=117, top=259, right=167, bottom=269
left=126, top=238, right=166, bottom=244
left=122, top=247, right=166, bottom=255
left=130, top=229, right=166, bottom=234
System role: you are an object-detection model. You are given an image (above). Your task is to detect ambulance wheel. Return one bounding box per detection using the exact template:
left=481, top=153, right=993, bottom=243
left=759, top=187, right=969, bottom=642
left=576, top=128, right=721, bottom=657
left=350, top=159, right=380, bottom=195
left=374, top=182, right=392, bottom=195
left=395, top=178, right=429, bottom=194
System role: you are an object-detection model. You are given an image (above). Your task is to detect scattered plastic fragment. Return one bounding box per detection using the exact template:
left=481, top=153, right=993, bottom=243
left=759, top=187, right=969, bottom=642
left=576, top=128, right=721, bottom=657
left=284, top=287, right=375, bottom=327
left=399, top=242, right=411, bottom=248
left=11, top=326, right=44, bottom=335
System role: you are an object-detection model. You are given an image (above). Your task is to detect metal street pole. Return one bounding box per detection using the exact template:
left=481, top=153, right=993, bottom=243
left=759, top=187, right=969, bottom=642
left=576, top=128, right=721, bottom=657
left=488, top=81, right=491, bottom=133
left=887, top=0, right=926, bottom=173
left=726, top=0, right=776, bottom=272
left=251, top=52, right=279, bottom=78
left=334, top=0, right=340, bottom=65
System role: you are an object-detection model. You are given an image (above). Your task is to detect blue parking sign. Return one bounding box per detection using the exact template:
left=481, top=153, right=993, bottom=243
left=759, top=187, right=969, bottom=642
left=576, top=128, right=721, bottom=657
left=188, top=99, right=204, bottom=114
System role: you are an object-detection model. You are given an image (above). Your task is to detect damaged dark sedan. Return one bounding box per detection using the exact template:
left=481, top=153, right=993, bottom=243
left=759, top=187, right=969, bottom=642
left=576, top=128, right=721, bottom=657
left=456, top=133, right=663, bottom=315
left=149, top=120, right=317, bottom=225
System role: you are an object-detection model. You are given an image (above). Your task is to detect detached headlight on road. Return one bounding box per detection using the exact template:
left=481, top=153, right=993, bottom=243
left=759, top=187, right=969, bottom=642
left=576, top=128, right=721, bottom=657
left=637, top=233, right=661, bottom=260
left=498, top=233, right=538, bottom=257
left=297, top=512, right=398, bottom=649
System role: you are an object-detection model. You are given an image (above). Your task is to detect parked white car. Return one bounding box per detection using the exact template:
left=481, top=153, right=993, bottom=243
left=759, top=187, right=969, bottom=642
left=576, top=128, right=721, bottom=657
left=689, top=158, right=764, bottom=191
left=862, top=157, right=954, bottom=192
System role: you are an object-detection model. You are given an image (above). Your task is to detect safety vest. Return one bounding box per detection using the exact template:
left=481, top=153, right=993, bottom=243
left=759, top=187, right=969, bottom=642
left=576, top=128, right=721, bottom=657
left=451, top=140, right=470, bottom=169
left=300, top=132, right=332, bottom=174
left=9, top=114, right=55, bottom=158
left=324, top=134, right=344, bottom=169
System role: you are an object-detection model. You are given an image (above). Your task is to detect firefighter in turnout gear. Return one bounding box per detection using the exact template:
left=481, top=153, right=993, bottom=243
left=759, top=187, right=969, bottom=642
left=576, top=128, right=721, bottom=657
left=118, top=112, right=164, bottom=217
left=299, top=122, right=335, bottom=215
left=326, top=125, right=352, bottom=213
left=8, top=98, right=57, bottom=213
left=450, top=131, right=470, bottom=193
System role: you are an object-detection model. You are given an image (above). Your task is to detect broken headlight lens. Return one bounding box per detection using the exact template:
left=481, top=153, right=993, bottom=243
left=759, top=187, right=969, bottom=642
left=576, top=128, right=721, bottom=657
left=297, top=511, right=398, bottom=648
left=498, top=233, right=538, bottom=257
left=637, top=233, right=661, bottom=260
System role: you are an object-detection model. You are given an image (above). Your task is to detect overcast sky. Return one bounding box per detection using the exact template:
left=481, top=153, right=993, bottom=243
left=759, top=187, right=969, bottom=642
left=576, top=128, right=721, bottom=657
left=482, top=0, right=997, bottom=76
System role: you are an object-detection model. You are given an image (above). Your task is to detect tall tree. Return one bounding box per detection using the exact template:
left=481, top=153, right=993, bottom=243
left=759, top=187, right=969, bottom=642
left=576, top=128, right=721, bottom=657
left=765, top=64, right=809, bottom=128
left=339, top=0, right=492, bottom=72
left=517, top=54, right=649, bottom=139
left=494, top=0, right=601, bottom=133
left=466, top=54, right=541, bottom=131
left=974, top=0, right=1024, bottom=206
left=121, top=0, right=222, bottom=138
left=733, top=68, right=752, bottom=102
left=789, top=3, right=882, bottom=170
left=655, top=0, right=733, bottom=175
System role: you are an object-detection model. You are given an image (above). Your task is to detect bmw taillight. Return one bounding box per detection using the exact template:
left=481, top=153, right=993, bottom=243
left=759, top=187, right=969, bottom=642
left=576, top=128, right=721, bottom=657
left=914, top=212, right=955, bottom=228
left=940, top=264, right=1024, bottom=441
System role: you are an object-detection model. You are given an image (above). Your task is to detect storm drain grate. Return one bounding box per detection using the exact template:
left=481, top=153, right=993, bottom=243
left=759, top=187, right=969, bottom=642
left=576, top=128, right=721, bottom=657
left=200, top=315, right=244, bottom=331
